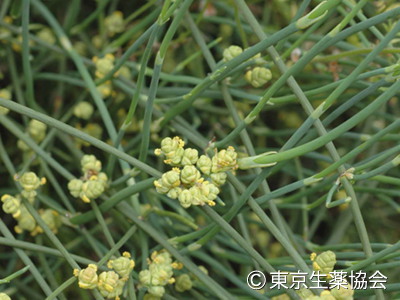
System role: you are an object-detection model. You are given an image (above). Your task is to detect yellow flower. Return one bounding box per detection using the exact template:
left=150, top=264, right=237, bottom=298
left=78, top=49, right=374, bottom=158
left=211, top=146, right=238, bottom=173
left=93, top=54, right=115, bottom=79
left=80, top=178, right=105, bottom=203
left=223, top=45, right=243, bottom=62
left=181, top=148, right=199, bottom=166
left=73, top=101, right=94, bottom=120
left=1, top=194, right=21, bottom=218
left=98, top=271, right=119, bottom=293
left=27, top=119, right=47, bottom=143
left=196, top=155, right=212, bottom=175
left=107, top=252, right=135, bottom=280
left=245, top=67, right=272, bottom=88
left=18, top=172, right=46, bottom=192
left=14, top=206, right=36, bottom=234
left=81, top=154, right=102, bottom=174
left=104, top=11, right=124, bottom=36
left=210, top=172, right=227, bottom=186
left=74, top=264, right=98, bottom=289
left=180, top=165, right=201, bottom=185
left=175, top=274, right=192, bottom=292
left=178, top=189, right=192, bottom=208
left=311, top=251, right=336, bottom=275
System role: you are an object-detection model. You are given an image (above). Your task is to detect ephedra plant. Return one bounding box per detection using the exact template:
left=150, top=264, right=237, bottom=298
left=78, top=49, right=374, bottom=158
left=0, top=0, right=400, bottom=299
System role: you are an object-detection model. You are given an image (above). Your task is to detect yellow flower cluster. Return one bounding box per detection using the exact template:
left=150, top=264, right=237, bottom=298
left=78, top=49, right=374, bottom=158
left=104, top=11, right=124, bottom=37
left=92, top=54, right=116, bottom=98
left=74, top=252, right=134, bottom=300
left=1, top=172, right=61, bottom=235
left=308, top=251, right=354, bottom=300
left=274, top=251, right=354, bottom=300
left=139, top=250, right=184, bottom=299
left=68, top=155, right=108, bottom=203
left=223, top=45, right=271, bottom=88
left=154, top=137, right=238, bottom=208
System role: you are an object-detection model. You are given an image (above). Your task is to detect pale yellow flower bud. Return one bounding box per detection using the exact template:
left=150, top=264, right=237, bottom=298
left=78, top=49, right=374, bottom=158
left=98, top=271, right=119, bottom=292
left=164, top=147, right=184, bottom=166
left=180, top=165, right=201, bottom=185
left=28, top=119, right=47, bottom=143
left=196, top=155, right=212, bottom=175
left=81, top=154, right=102, bottom=174
left=211, top=146, right=238, bottom=173
left=199, top=181, right=219, bottom=205
left=181, top=148, right=199, bottom=165
left=104, top=11, right=124, bottom=36
left=160, top=137, right=184, bottom=155
left=74, top=264, right=98, bottom=289
left=98, top=271, right=124, bottom=299
left=149, top=268, right=169, bottom=286
left=152, top=251, right=172, bottom=265
left=188, top=186, right=204, bottom=206
left=68, top=179, right=84, bottom=198
left=107, top=252, right=135, bottom=280
left=148, top=286, right=165, bottom=298
left=245, top=67, right=272, bottom=88
left=311, top=251, right=336, bottom=274
left=14, top=206, right=36, bottom=234
left=93, top=54, right=115, bottom=78
left=223, top=45, right=243, bottom=62
left=178, top=189, right=192, bottom=208
left=210, top=172, right=227, bottom=186
left=175, top=274, right=192, bottom=292
left=139, top=269, right=151, bottom=286
left=80, top=179, right=105, bottom=203
left=167, top=187, right=182, bottom=199
left=73, top=101, right=94, bottom=120
left=18, top=172, right=46, bottom=192
left=161, top=169, right=181, bottom=189
left=1, top=194, right=21, bottom=218
left=97, top=172, right=108, bottom=187
left=153, top=179, right=170, bottom=194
